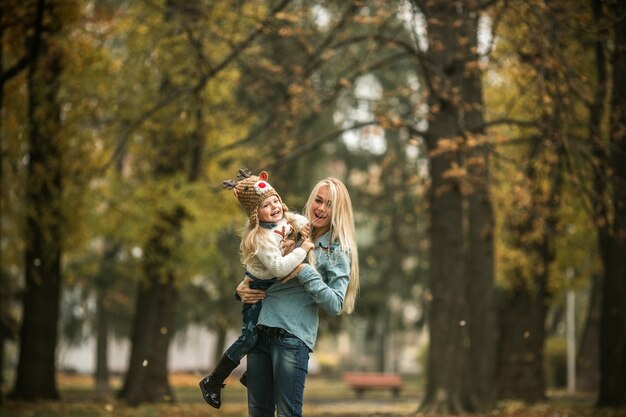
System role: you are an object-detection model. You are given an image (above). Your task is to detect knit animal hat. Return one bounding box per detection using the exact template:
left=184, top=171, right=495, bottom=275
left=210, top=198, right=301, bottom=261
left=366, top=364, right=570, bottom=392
left=222, top=168, right=288, bottom=225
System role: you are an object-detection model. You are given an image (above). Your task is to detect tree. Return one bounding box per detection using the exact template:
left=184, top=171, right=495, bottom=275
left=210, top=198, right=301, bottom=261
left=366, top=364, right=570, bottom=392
left=461, top=4, right=496, bottom=410
left=410, top=0, right=496, bottom=412
left=0, top=0, right=28, bottom=403
left=114, top=0, right=294, bottom=403
left=10, top=0, right=80, bottom=401
left=576, top=0, right=609, bottom=394
left=597, top=0, right=626, bottom=406
left=485, top=0, right=608, bottom=403
left=118, top=1, right=202, bottom=403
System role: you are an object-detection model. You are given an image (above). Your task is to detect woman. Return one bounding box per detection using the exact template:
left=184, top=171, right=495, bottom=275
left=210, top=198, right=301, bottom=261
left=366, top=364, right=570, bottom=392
left=236, top=177, right=359, bottom=417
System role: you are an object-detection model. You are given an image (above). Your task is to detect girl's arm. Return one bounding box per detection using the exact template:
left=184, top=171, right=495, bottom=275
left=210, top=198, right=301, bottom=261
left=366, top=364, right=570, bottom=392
left=296, top=250, right=350, bottom=316
left=292, top=213, right=310, bottom=230
left=255, top=237, right=309, bottom=278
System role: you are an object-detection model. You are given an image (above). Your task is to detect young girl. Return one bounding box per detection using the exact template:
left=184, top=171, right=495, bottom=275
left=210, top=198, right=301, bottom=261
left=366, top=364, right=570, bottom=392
left=199, top=169, right=313, bottom=409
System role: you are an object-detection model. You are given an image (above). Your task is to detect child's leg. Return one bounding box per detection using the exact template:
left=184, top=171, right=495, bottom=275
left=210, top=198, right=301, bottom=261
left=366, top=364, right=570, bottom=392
left=199, top=354, right=238, bottom=409
left=199, top=302, right=262, bottom=408
left=225, top=302, right=263, bottom=361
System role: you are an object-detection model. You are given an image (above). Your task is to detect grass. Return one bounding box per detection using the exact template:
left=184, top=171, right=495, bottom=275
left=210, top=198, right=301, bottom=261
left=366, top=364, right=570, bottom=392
left=2, top=373, right=625, bottom=417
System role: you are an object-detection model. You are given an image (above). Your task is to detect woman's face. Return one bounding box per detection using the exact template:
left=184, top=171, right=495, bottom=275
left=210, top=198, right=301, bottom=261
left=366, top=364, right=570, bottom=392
left=310, top=185, right=332, bottom=232
left=257, top=195, right=283, bottom=223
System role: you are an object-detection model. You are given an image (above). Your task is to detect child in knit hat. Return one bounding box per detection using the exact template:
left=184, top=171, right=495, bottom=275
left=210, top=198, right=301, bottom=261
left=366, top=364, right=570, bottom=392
left=199, top=169, right=313, bottom=409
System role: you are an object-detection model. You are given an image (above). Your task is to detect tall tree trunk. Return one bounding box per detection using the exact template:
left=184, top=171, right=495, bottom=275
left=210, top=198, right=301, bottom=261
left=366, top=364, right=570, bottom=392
left=0, top=2, right=5, bottom=404
left=95, top=289, right=110, bottom=395
left=213, top=324, right=228, bottom=368
left=580, top=0, right=607, bottom=394
left=418, top=1, right=468, bottom=412
left=118, top=0, right=205, bottom=404
left=423, top=137, right=466, bottom=414
left=577, top=274, right=601, bottom=392
left=374, top=307, right=389, bottom=372
left=94, top=242, right=120, bottom=396
left=598, top=0, right=626, bottom=406
left=118, top=209, right=182, bottom=404
left=495, top=273, right=548, bottom=402
left=496, top=140, right=562, bottom=402
left=417, top=0, right=495, bottom=412
left=10, top=0, right=65, bottom=401
left=498, top=172, right=561, bottom=402
left=462, top=7, right=495, bottom=412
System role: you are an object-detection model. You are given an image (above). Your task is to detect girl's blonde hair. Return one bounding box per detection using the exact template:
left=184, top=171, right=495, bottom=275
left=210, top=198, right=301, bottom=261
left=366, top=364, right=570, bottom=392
left=303, top=178, right=360, bottom=314
left=240, top=220, right=262, bottom=266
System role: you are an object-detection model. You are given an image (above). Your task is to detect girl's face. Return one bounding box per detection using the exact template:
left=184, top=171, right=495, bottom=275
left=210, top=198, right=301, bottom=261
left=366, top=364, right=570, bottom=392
left=257, top=195, right=283, bottom=223
left=310, top=185, right=332, bottom=232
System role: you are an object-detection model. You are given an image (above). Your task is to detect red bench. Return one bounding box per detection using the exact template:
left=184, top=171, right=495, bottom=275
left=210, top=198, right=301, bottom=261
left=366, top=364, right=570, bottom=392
left=342, top=372, right=402, bottom=397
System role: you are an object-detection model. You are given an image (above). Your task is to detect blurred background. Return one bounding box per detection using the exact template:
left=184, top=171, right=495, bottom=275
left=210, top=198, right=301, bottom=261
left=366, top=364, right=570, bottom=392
left=1, top=0, right=625, bottom=414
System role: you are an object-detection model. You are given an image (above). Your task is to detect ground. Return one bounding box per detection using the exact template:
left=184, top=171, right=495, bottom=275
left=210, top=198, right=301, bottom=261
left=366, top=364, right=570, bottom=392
left=2, top=373, right=625, bottom=417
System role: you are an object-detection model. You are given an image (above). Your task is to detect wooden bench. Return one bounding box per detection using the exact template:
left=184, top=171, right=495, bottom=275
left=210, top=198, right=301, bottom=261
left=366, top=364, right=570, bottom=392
left=342, top=372, right=403, bottom=397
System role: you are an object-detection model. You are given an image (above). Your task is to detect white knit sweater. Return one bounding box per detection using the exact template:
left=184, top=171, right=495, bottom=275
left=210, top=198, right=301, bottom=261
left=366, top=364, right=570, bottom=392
left=246, top=213, right=310, bottom=280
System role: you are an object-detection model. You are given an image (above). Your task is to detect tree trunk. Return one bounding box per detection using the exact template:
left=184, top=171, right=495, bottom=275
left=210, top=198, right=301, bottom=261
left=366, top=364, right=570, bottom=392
left=495, top=274, right=548, bottom=402
left=94, top=241, right=121, bottom=395
left=374, top=307, right=389, bottom=372
left=95, top=289, right=110, bottom=395
left=577, top=274, right=601, bottom=392
left=118, top=209, right=182, bottom=404
left=496, top=170, right=562, bottom=403
left=213, top=324, right=228, bottom=368
left=462, top=7, right=495, bottom=412
left=10, top=0, right=65, bottom=401
left=496, top=136, right=562, bottom=402
left=118, top=0, right=207, bottom=404
left=422, top=148, right=466, bottom=414
left=419, top=32, right=467, bottom=417
left=417, top=1, right=491, bottom=413
left=580, top=0, right=607, bottom=394
left=598, top=0, right=626, bottom=405
left=0, top=2, right=5, bottom=404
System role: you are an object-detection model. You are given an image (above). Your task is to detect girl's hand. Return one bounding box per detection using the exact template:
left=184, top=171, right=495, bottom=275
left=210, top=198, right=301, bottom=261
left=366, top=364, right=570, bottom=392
left=281, top=263, right=306, bottom=283
left=300, top=223, right=312, bottom=240
left=281, top=238, right=296, bottom=254
left=236, top=277, right=267, bottom=304
left=301, top=238, right=314, bottom=252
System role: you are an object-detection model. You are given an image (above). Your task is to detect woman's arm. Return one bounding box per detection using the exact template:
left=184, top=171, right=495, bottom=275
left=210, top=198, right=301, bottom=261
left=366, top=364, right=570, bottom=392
left=296, top=251, right=350, bottom=315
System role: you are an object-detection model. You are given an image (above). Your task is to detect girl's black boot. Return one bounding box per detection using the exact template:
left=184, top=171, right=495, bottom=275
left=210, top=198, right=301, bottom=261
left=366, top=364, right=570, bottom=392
left=199, top=355, right=238, bottom=409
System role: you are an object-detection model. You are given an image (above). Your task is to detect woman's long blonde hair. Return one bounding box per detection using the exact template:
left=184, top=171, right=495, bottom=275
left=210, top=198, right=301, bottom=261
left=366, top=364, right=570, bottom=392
left=304, top=178, right=360, bottom=314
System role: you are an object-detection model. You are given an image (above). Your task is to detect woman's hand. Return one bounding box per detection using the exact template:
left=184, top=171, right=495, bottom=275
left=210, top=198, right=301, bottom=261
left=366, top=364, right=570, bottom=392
left=236, top=277, right=267, bottom=304
left=281, top=263, right=306, bottom=283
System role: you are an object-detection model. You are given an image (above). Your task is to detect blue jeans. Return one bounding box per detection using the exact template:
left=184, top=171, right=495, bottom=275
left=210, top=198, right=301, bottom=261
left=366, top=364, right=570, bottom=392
left=246, top=326, right=310, bottom=417
left=225, top=278, right=275, bottom=364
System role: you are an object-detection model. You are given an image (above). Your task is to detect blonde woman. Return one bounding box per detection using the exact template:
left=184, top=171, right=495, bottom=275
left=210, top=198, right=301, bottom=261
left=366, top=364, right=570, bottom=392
left=236, top=177, right=360, bottom=417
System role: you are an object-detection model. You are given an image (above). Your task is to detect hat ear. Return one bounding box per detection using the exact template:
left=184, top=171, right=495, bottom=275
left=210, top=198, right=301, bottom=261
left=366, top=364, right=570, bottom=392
left=259, top=171, right=268, bottom=181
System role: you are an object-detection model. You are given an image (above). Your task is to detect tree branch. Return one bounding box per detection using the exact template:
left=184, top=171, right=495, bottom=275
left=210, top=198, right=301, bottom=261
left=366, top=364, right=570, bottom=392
left=103, top=0, right=293, bottom=171
left=265, top=121, right=378, bottom=169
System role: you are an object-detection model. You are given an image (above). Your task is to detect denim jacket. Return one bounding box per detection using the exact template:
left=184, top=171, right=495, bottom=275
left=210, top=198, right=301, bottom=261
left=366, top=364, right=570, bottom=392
left=256, top=230, right=350, bottom=351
